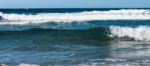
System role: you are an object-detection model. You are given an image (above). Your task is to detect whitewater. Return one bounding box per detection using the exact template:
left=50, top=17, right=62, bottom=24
left=110, top=26, right=150, bottom=41
left=0, top=9, right=150, bottom=25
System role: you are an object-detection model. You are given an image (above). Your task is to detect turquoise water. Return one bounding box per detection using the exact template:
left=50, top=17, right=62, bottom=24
left=0, top=8, right=150, bottom=66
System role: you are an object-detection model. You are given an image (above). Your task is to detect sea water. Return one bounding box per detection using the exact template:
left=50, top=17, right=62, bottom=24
left=0, top=8, right=150, bottom=66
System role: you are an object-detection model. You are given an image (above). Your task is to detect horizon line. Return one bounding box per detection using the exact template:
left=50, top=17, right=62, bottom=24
left=0, top=7, right=150, bottom=9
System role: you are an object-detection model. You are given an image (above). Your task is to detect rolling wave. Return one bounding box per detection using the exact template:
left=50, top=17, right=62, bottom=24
left=0, top=26, right=150, bottom=41
left=0, top=9, right=150, bottom=25
left=0, top=9, right=150, bottom=41
left=110, top=26, right=150, bottom=41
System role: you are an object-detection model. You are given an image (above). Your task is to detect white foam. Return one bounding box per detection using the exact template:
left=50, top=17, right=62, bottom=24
left=18, top=63, right=40, bottom=66
left=0, top=63, right=40, bottom=66
left=0, top=21, right=30, bottom=25
left=0, top=9, right=150, bottom=25
left=110, top=26, right=150, bottom=41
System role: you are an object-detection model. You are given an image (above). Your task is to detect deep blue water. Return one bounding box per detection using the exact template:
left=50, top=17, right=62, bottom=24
left=0, top=8, right=150, bottom=66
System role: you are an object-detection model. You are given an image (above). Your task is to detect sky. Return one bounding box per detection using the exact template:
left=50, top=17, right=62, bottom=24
left=0, top=0, right=150, bottom=8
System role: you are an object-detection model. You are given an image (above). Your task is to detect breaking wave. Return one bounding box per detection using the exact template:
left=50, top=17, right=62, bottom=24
left=0, top=25, right=150, bottom=41
left=0, top=9, right=150, bottom=25
left=110, top=26, right=150, bottom=41
left=0, top=9, right=150, bottom=41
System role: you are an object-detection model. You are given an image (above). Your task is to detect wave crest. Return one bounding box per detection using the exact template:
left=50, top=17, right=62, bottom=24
left=0, top=9, right=150, bottom=25
left=110, top=26, right=150, bottom=41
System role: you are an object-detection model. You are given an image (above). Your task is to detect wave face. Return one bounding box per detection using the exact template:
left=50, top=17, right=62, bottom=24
left=0, top=26, right=150, bottom=41
left=0, top=9, right=150, bottom=25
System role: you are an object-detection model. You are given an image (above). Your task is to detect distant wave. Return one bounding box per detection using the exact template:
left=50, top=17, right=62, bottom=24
left=0, top=9, right=150, bottom=25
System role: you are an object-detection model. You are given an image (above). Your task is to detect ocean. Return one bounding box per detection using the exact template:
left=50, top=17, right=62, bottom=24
left=0, top=8, right=150, bottom=66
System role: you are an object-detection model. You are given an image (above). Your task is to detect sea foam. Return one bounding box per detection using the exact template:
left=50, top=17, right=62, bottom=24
left=110, top=26, right=150, bottom=41
left=0, top=9, right=150, bottom=25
